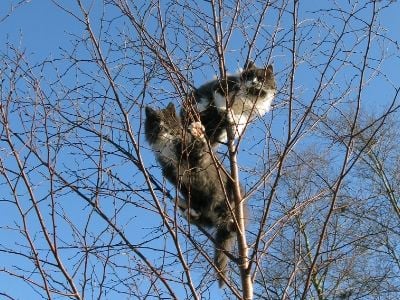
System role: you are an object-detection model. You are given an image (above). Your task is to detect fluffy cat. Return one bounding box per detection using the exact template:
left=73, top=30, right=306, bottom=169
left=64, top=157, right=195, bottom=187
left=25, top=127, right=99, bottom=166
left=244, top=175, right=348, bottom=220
left=145, top=102, right=243, bottom=286
left=183, top=61, right=276, bottom=146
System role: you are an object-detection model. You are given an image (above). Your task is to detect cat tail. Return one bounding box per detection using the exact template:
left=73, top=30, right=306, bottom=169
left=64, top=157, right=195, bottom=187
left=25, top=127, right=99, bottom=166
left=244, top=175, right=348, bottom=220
left=214, top=223, right=236, bottom=287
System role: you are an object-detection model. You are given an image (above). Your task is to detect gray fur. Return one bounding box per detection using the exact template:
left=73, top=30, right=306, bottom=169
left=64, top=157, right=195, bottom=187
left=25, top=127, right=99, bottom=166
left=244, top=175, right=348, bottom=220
left=145, top=103, right=243, bottom=286
left=183, top=61, right=276, bottom=146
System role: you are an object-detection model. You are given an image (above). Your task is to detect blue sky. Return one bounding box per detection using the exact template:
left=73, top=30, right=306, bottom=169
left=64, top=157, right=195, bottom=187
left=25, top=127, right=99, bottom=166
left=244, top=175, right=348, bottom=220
left=1, top=1, right=400, bottom=299
left=1, top=1, right=72, bottom=59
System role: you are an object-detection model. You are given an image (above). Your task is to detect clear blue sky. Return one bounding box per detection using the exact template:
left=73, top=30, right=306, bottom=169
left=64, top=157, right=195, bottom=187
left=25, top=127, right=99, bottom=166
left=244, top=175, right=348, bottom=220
left=1, top=1, right=73, bottom=59
left=1, top=1, right=399, bottom=299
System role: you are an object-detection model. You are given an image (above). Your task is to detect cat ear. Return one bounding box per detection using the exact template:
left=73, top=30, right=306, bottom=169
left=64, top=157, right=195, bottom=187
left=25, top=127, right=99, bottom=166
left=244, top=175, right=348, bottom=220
left=166, top=102, right=176, bottom=113
left=145, top=106, right=156, bottom=117
left=266, top=64, right=273, bottom=72
left=244, top=61, right=255, bottom=70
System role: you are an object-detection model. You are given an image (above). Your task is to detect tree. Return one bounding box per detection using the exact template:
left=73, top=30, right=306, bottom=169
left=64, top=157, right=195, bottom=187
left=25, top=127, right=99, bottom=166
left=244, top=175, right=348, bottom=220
left=0, top=0, right=399, bottom=299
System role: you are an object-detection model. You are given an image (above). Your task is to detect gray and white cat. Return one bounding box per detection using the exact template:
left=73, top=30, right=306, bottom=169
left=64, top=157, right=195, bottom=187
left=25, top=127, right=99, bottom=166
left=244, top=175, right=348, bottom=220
left=183, top=61, right=276, bottom=146
left=145, top=103, right=243, bottom=286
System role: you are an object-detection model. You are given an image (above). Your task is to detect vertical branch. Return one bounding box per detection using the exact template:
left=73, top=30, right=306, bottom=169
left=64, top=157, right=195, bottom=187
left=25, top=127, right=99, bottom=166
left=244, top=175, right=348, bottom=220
left=297, top=217, right=324, bottom=300
left=361, top=145, right=400, bottom=220
left=2, top=0, right=400, bottom=298
left=210, top=0, right=252, bottom=298
left=300, top=2, right=378, bottom=299
left=2, top=102, right=82, bottom=300
left=75, top=1, right=199, bottom=297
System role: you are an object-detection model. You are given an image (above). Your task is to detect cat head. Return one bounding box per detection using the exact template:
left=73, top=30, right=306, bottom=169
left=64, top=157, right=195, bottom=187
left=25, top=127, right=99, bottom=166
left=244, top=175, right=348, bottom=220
left=144, top=102, right=181, bottom=145
left=240, top=61, right=276, bottom=93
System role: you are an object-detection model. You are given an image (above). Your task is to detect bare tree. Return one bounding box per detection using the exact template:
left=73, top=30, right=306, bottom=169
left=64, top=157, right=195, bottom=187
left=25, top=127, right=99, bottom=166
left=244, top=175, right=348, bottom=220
left=1, top=0, right=399, bottom=299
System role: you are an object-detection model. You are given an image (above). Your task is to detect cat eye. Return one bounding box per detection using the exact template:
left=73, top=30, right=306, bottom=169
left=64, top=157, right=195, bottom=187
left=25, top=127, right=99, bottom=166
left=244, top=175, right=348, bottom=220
left=242, top=71, right=255, bottom=81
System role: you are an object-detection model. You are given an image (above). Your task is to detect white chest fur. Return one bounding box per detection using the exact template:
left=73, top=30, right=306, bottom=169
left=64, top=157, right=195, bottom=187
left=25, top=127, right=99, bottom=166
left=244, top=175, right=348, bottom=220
left=151, top=130, right=178, bottom=164
left=213, top=88, right=275, bottom=139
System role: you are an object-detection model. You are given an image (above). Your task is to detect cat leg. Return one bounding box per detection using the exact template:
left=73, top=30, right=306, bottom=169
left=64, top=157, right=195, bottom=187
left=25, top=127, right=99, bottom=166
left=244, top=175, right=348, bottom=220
left=174, top=197, right=201, bottom=220
left=187, top=122, right=209, bottom=158
left=181, top=207, right=201, bottom=221
left=188, top=121, right=206, bottom=140
left=186, top=208, right=201, bottom=219
left=175, top=196, right=187, bottom=210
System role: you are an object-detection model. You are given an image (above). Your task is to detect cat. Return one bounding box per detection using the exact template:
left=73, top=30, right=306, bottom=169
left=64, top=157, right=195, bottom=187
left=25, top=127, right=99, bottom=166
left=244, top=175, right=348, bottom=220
left=182, top=61, right=276, bottom=146
left=145, top=102, right=244, bottom=286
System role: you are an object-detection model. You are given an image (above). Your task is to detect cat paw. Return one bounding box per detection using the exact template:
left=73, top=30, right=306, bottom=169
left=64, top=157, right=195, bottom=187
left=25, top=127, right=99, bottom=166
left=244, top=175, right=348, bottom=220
left=188, top=122, right=206, bottom=139
left=188, top=208, right=201, bottom=219
left=182, top=208, right=201, bottom=220
left=175, top=198, right=201, bottom=220
left=176, top=197, right=188, bottom=210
